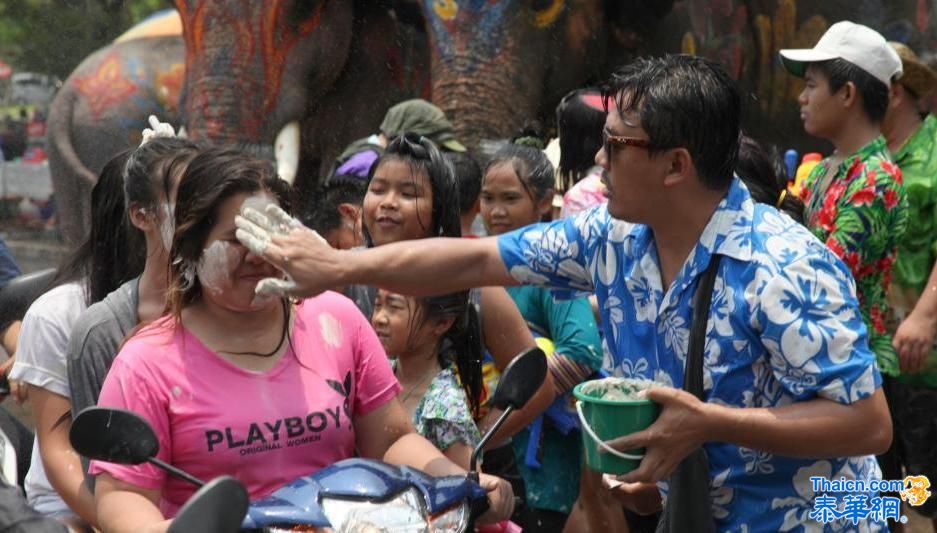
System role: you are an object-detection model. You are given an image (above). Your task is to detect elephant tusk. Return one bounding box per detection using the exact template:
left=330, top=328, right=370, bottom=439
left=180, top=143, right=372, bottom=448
left=275, top=121, right=300, bottom=185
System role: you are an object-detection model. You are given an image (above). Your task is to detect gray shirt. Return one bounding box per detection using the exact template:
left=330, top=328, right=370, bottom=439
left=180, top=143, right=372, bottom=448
left=67, top=278, right=139, bottom=418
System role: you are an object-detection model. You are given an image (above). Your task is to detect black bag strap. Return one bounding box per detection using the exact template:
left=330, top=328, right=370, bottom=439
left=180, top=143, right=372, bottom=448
left=684, top=255, right=722, bottom=399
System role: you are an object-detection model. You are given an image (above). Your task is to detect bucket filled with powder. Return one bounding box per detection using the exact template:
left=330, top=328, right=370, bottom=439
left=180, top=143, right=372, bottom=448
left=573, top=377, right=660, bottom=474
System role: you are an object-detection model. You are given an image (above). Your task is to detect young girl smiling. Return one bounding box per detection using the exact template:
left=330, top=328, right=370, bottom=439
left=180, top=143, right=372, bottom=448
left=372, top=289, right=483, bottom=469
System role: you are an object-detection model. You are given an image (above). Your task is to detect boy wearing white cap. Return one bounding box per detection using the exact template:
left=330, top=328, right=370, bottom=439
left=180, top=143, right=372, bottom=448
left=781, top=20, right=908, bottom=383
left=781, top=21, right=909, bottom=516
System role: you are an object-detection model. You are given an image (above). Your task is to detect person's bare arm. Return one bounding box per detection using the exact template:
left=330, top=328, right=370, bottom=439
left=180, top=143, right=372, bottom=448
left=30, top=387, right=96, bottom=526
left=1, top=320, right=20, bottom=356
left=94, top=474, right=168, bottom=533
left=893, top=259, right=937, bottom=373
left=236, top=209, right=517, bottom=298
left=609, top=387, right=891, bottom=484
left=442, top=442, right=473, bottom=471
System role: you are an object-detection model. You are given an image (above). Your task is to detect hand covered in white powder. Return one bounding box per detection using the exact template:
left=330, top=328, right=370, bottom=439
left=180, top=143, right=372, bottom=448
left=235, top=203, right=340, bottom=298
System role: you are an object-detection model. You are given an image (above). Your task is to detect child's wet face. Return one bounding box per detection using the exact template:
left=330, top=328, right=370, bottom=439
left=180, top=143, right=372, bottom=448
left=371, top=290, right=416, bottom=357
left=363, top=159, right=434, bottom=246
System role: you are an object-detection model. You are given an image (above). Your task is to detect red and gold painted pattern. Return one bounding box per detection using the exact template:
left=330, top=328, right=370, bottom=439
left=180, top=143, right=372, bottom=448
left=71, top=54, right=139, bottom=120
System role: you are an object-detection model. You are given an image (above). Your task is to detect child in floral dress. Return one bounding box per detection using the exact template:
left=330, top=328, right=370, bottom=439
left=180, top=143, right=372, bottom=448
left=372, top=289, right=483, bottom=468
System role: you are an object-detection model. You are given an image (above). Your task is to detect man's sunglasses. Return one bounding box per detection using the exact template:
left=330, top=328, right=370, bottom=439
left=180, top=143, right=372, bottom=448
left=603, top=128, right=655, bottom=154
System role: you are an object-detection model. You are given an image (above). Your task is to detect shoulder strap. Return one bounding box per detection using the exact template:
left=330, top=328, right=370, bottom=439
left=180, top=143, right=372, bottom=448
left=684, top=255, right=722, bottom=400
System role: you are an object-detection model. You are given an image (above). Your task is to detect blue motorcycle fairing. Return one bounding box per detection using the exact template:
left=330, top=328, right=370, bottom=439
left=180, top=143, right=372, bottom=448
left=241, top=458, right=486, bottom=528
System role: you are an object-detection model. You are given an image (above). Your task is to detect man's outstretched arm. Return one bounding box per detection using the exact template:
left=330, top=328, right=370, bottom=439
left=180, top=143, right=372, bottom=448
left=237, top=206, right=518, bottom=298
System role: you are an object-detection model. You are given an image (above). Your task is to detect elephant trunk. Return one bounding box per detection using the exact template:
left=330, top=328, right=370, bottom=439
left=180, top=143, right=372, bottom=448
left=183, top=62, right=269, bottom=145
left=431, top=54, right=542, bottom=149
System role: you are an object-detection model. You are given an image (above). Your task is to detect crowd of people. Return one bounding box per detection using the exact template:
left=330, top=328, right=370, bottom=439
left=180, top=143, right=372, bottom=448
left=0, top=18, right=934, bottom=533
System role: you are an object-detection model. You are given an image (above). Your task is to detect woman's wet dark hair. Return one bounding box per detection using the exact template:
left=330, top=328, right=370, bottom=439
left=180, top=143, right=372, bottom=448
left=52, top=149, right=145, bottom=305
left=485, top=126, right=555, bottom=203
left=409, top=291, right=483, bottom=418
left=303, top=179, right=367, bottom=235
left=556, top=88, right=605, bottom=191
left=167, top=147, right=292, bottom=313
left=736, top=135, right=805, bottom=224
left=123, top=137, right=200, bottom=210
left=364, top=132, right=461, bottom=245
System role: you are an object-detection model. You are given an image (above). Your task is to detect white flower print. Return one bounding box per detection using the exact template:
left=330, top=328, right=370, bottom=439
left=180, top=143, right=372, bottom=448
left=772, top=460, right=833, bottom=532
left=659, top=311, right=689, bottom=356
left=509, top=265, right=550, bottom=286
left=761, top=261, right=858, bottom=367
left=624, top=279, right=656, bottom=323
left=756, top=209, right=797, bottom=238
left=739, top=446, right=775, bottom=475
left=710, top=276, right=736, bottom=337
left=711, top=468, right=735, bottom=520
left=619, top=357, right=651, bottom=380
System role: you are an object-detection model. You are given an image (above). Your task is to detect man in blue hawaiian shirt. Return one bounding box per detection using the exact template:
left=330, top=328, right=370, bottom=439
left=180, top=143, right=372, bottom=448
left=237, top=54, right=893, bottom=532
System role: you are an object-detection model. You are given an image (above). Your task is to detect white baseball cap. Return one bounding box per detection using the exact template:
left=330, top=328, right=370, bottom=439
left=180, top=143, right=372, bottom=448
left=779, top=21, right=902, bottom=86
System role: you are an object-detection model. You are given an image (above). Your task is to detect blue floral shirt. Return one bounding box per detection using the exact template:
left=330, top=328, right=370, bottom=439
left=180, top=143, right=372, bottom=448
left=497, top=178, right=885, bottom=532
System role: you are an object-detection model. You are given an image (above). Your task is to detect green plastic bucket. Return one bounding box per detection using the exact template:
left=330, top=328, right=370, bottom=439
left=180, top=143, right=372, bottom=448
left=573, top=380, right=660, bottom=474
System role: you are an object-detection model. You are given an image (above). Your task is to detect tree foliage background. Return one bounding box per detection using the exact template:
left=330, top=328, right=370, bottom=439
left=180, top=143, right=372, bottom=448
left=0, top=0, right=171, bottom=80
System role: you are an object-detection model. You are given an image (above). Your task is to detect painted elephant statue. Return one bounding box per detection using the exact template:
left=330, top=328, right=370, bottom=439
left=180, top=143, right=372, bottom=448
left=47, top=10, right=184, bottom=244
left=646, top=0, right=937, bottom=153
left=418, top=0, right=675, bottom=148
left=49, top=1, right=429, bottom=245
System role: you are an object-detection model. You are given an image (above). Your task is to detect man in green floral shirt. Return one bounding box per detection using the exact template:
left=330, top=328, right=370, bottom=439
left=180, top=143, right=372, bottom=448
left=781, top=22, right=908, bottom=375
left=881, top=41, right=937, bottom=525
left=781, top=20, right=909, bottom=493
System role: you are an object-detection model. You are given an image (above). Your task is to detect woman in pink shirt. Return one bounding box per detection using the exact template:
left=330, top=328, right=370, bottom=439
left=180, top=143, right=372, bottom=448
left=89, top=148, right=513, bottom=532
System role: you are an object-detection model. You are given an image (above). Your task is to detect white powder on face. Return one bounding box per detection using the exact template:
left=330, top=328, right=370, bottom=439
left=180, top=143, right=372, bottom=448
left=580, top=377, right=657, bottom=401
left=196, top=240, right=236, bottom=296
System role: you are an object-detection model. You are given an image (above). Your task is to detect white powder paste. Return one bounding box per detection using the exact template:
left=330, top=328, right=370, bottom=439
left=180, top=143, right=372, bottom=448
left=580, top=377, right=657, bottom=401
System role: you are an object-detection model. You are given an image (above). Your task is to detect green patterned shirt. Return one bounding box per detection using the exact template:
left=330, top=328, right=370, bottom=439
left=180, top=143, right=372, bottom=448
left=799, top=135, right=909, bottom=377
left=891, top=114, right=937, bottom=386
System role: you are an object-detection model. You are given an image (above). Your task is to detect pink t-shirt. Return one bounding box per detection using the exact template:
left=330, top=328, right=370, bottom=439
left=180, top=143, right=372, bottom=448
left=89, top=292, right=400, bottom=517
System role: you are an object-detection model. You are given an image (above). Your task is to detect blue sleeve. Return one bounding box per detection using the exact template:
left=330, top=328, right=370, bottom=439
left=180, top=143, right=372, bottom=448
left=496, top=206, right=609, bottom=295
left=0, top=238, right=21, bottom=288
left=756, top=253, right=882, bottom=404
left=539, top=292, right=603, bottom=370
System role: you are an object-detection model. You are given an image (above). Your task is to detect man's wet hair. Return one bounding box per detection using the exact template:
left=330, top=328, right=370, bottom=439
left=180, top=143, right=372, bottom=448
left=809, top=58, right=890, bottom=123
left=602, top=54, right=741, bottom=191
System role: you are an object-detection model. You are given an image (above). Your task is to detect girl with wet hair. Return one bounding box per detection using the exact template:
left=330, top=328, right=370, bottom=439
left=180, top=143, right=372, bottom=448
left=372, top=288, right=483, bottom=468
left=10, top=149, right=146, bottom=529
left=736, top=135, right=806, bottom=224
left=89, top=147, right=514, bottom=531
left=67, top=136, right=201, bottom=419
left=481, top=138, right=604, bottom=531
left=360, top=132, right=549, bottom=423
left=556, top=88, right=609, bottom=218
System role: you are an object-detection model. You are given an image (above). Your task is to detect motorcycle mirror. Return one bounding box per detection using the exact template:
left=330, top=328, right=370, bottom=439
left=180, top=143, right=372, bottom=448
left=0, top=268, right=55, bottom=331
left=488, top=347, right=547, bottom=411
left=469, top=347, right=547, bottom=475
left=169, top=476, right=248, bottom=533
left=71, top=407, right=208, bottom=487
left=70, top=407, right=159, bottom=465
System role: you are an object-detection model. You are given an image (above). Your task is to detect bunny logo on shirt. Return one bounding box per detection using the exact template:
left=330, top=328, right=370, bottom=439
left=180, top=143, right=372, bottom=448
left=326, top=371, right=352, bottom=428
left=204, top=371, right=354, bottom=455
